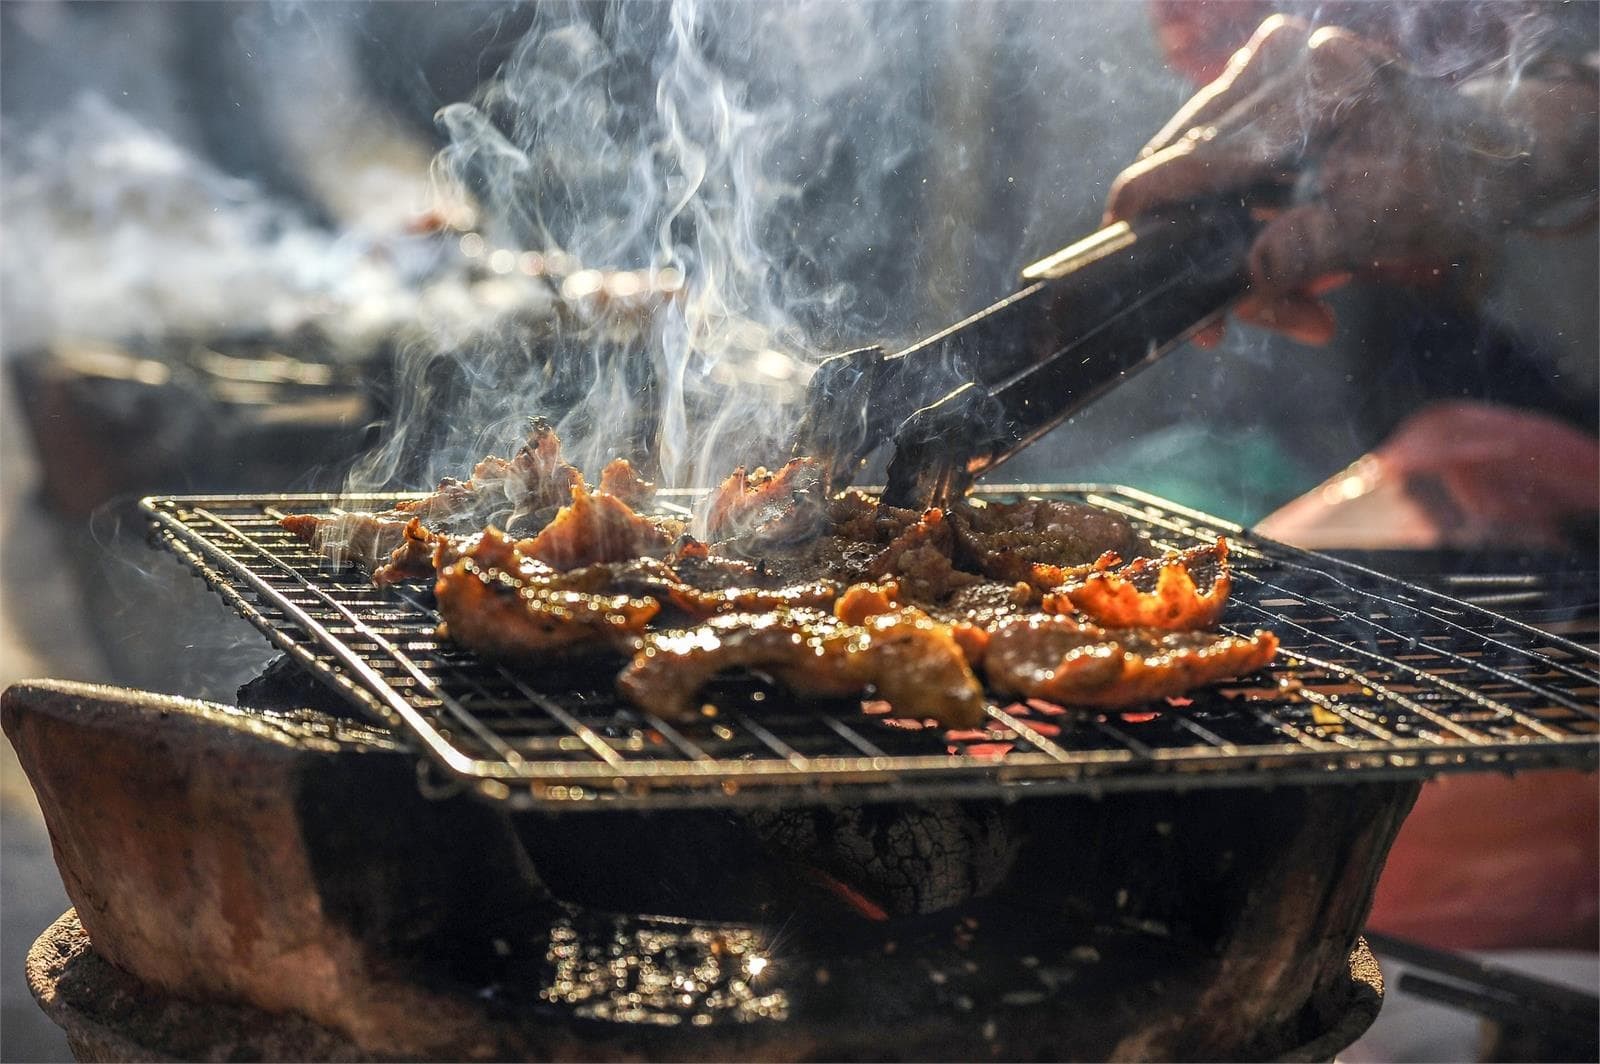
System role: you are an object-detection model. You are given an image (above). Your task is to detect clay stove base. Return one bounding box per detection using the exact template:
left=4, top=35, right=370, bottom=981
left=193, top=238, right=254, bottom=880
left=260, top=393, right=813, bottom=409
left=5, top=678, right=1414, bottom=1061
left=29, top=909, right=1382, bottom=1063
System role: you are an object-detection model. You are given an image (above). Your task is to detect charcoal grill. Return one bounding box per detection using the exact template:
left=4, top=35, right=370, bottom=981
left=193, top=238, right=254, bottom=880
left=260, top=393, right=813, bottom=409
left=141, top=485, right=1599, bottom=809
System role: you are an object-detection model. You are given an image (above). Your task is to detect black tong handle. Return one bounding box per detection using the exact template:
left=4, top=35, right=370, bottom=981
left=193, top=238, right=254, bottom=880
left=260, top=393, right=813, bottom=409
left=881, top=194, right=1265, bottom=508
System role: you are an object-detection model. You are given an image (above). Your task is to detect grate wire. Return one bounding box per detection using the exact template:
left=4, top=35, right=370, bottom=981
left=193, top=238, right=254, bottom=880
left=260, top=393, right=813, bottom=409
left=143, top=486, right=1598, bottom=809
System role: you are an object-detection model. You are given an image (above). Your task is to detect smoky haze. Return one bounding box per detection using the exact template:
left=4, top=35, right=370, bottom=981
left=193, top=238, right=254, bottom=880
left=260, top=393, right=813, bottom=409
left=354, top=0, right=1191, bottom=495
left=3, top=1, right=1589, bottom=520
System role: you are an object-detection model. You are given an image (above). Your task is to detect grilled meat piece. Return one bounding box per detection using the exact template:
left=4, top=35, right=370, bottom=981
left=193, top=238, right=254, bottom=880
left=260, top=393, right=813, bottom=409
left=286, top=485, right=681, bottom=582
left=921, top=581, right=1041, bottom=666
left=617, top=607, right=987, bottom=727
left=982, top=615, right=1278, bottom=708
left=668, top=543, right=765, bottom=588
left=832, top=582, right=901, bottom=625
left=749, top=499, right=959, bottom=592
left=976, top=551, right=1123, bottom=596
left=396, top=418, right=585, bottom=530
left=597, top=458, right=657, bottom=509
left=281, top=511, right=413, bottom=571
left=704, top=458, right=829, bottom=545
left=435, top=528, right=659, bottom=658
left=741, top=532, right=887, bottom=588
left=291, top=439, right=1273, bottom=723
left=371, top=518, right=442, bottom=586
left=830, top=580, right=1002, bottom=667
left=1045, top=539, right=1232, bottom=630
left=862, top=508, right=982, bottom=602
left=828, top=491, right=921, bottom=542
left=598, top=557, right=841, bottom=620
left=948, top=498, right=1147, bottom=588
left=953, top=497, right=1142, bottom=544
left=282, top=420, right=594, bottom=568
left=929, top=580, right=1038, bottom=628
left=522, top=484, right=678, bottom=571
left=665, top=581, right=841, bottom=620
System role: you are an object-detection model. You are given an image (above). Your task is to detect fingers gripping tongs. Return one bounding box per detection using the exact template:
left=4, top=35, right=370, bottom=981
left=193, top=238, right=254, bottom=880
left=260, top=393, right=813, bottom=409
left=790, top=192, right=1270, bottom=509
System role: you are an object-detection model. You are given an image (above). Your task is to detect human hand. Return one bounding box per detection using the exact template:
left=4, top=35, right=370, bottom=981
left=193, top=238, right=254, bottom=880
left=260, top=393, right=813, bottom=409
left=1106, top=15, right=1531, bottom=346
left=1254, top=401, right=1600, bottom=551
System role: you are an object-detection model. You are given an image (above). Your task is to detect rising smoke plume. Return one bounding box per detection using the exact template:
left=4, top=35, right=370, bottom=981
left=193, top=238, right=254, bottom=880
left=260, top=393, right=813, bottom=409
left=357, top=0, right=990, bottom=492
left=356, top=0, right=1184, bottom=489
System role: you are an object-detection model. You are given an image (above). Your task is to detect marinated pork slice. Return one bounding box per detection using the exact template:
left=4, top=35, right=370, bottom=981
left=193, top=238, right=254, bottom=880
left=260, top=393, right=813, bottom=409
left=617, top=607, right=987, bottom=727
left=704, top=458, right=829, bottom=545
left=280, top=511, right=414, bottom=571
left=285, top=487, right=684, bottom=586
left=928, top=580, right=1039, bottom=631
left=597, top=458, right=657, bottom=509
left=459, top=418, right=584, bottom=512
left=371, top=518, right=441, bottom=586
left=435, top=528, right=659, bottom=657
left=831, top=581, right=1016, bottom=666
left=862, top=508, right=983, bottom=603
left=393, top=418, right=586, bottom=530
left=953, top=497, right=1143, bottom=544
left=982, top=615, right=1278, bottom=708
left=740, top=531, right=887, bottom=587
left=949, top=498, right=1148, bottom=586
left=826, top=491, right=922, bottom=543
left=832, top=582, right=902, bottom=625
left=1044, top=538, right=1233, bottom=630
left=664, top=581, right=841, bottom=620
left=521, top=484, right=678, bottom=570
left=387, top=478, right=483, bottom=527
left=595, top=555, right=841, bottom=620
left=668, top=540, right=765, bottom=588
left=730, top=491, right=928, bottom=586
left=281, top=420, right=591, bottom=569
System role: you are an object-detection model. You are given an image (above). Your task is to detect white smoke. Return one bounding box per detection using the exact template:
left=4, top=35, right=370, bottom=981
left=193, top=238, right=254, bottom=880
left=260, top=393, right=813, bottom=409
left=377, top=0, right=960, bottom=491
left=3, top=2, right=1194, bottom=499
left=358, top=0, right=1218, bottom=496
left=0, top=95, right=403, bottom=353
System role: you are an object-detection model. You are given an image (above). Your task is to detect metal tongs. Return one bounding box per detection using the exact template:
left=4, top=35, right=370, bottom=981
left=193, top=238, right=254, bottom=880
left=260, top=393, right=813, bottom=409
left=790, top=189, right=1277, bottom=509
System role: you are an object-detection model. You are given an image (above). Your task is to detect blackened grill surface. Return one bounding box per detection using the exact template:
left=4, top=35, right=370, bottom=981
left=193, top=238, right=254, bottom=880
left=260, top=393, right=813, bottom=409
left=142, top=486, right=1599, bottom=809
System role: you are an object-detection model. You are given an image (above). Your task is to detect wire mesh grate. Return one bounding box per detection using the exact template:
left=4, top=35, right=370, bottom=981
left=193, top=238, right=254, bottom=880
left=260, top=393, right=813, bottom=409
left=142, top=486, right=1599, bottom=809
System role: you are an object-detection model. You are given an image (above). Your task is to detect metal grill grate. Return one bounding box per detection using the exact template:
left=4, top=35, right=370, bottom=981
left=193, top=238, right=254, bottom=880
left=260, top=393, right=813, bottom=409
left=142, top=486, right=1599, bottom=809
